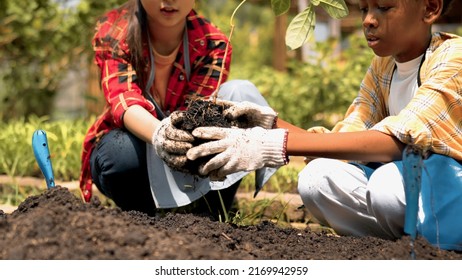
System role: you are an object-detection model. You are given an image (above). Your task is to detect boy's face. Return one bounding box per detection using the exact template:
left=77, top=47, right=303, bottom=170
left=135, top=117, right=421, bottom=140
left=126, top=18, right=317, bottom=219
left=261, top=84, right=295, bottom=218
left=358, top=0, right=434, bottom=62
left=141, top=0, right=195, bottom=29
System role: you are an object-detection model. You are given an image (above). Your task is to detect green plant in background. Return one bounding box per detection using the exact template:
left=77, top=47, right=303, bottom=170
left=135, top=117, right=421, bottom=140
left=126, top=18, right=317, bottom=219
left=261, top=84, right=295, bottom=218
left=0, top=115, right=91, bottom=205
left=199, top=0, right=276, bottom=71
left=456, top=26, right=462, bottom=36
left=231, top=31, right=374, bottom=129
left=216, top=0, right=368, bottom=129
left=271, top=0, right=349, bottom=50
left=0, top=116, right=43, bottom=204
left=42, top=118, right=92, bottom=181
left=0, top=0, right=125, bottom=122
left=0, top=116, right=91, bottom=180
left=0, top=117, right=42, bottom=178
left=0, top=1, right=76, bottom=120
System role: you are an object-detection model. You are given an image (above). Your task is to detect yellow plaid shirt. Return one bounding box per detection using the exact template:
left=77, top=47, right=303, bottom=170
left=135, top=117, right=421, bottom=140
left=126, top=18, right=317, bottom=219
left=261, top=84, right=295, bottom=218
left=310, top=32, right=462, bottom=160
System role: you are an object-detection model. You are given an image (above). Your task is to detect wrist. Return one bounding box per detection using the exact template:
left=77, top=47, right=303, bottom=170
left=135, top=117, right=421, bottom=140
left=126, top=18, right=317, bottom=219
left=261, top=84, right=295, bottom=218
left=260, top=128, right=289, bottom=167
left=272, top=113, right=278, bottom=129
left=151, top=118, right=168, bottom=146
left=259, top=109, right=278, bottom=129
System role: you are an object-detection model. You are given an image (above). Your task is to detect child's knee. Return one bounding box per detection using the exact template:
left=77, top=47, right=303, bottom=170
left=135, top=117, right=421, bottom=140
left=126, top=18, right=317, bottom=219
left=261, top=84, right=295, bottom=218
left=218, top=80, right=268, bottom=105
left=297, top=158, right=332, bottom=200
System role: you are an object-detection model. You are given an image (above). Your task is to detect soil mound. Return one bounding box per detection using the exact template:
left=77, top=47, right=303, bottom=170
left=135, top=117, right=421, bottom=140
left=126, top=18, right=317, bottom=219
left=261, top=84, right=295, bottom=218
left=0, top=187, right=461, bottom=260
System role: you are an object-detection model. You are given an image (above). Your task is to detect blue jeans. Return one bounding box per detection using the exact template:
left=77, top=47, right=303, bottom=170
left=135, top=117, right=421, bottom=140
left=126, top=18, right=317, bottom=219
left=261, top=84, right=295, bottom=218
left=90, top=128, right=151, bottom=212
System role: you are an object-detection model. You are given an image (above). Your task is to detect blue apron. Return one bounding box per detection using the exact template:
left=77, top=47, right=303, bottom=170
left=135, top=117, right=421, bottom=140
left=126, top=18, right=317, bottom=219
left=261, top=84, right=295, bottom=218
left=354, top=151, right=462, bottom=251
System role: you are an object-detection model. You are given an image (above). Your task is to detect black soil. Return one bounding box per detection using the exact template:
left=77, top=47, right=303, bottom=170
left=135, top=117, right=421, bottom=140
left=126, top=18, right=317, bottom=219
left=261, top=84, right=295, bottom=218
left=1, top=187, right=461, bottom=260
left=174, top=99, right=234, bottom=176
left=177, top=100, right=233, bottom=132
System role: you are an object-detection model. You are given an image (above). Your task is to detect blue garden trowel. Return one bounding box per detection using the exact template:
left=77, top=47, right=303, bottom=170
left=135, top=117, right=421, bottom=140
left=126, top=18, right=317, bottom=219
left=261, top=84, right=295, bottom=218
left=402, top=145, right=424, bottom=259
left=32, top=130, right=55, bottom=189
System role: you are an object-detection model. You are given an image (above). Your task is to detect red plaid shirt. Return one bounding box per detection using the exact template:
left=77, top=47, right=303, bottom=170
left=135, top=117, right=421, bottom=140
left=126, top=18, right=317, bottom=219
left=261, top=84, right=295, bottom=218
left=79, top=8, right=231, bottom=202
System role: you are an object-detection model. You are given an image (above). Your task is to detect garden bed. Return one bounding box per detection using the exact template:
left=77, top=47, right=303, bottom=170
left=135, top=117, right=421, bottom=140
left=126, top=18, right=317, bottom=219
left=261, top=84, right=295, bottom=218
left=0, top=186, right=461, bottom=260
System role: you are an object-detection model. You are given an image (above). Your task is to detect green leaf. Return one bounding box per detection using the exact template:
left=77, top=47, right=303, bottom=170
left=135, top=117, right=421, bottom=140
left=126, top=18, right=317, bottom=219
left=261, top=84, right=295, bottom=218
left=285, top=6, right=315, bottom=50
left=319, top=0, right=349, bottom=19
left=311, top=0, right=321, bottom=6
left=271, top=0, right=290, bottom=16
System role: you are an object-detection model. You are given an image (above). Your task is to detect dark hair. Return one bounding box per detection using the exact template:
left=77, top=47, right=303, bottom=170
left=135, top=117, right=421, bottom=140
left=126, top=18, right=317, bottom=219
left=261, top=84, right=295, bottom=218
left=109, top=0, right=148, bottom=96
left=441, top=0, right=455, bottom=16
left=129, top=0, right=148, bottom=95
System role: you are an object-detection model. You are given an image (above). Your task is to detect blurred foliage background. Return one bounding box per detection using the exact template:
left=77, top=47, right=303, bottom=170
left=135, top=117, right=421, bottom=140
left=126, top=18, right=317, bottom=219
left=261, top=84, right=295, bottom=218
left=0, top=0, right=120, bottom=120
left=0, top=0, right=376, bottom=128
left=0, top=0, right=461, bottom=184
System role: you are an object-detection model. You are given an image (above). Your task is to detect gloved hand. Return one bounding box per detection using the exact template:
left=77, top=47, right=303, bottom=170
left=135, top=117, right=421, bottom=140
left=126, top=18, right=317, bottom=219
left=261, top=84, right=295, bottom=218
left=152, top=111, right=195, bottom=171
left=186, top=126, right=288, bottom=181
left=214, top=100, right=277, bottom=129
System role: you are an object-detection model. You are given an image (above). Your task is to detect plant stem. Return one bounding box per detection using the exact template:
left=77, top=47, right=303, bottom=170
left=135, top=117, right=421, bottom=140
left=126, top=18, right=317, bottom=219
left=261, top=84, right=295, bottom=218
left=211, top=0, right=247, bottom=103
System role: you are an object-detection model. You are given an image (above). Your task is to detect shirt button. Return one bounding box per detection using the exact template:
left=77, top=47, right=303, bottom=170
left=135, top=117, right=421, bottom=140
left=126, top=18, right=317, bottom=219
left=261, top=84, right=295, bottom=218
left=200, top=40, right=205, bottom=46
left=179, top=74, right=185, bottom=81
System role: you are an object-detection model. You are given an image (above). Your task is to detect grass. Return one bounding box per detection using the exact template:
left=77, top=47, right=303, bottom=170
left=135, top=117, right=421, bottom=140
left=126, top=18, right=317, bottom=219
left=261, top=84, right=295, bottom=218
left=0, top=184, right=43, bottom=207
left=240, top=157, right=305, bottom=194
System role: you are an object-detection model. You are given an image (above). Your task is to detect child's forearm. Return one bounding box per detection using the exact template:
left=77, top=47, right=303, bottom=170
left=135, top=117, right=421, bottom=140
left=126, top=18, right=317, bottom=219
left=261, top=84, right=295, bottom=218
left=123, top=105, right=160, bottom=143
left=286, top=130, right=405, bottom=163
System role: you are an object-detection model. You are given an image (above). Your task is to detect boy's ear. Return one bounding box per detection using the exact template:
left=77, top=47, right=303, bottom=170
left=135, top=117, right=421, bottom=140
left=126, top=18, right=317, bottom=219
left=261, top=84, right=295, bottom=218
left=424, top=0, right=443, bottom=24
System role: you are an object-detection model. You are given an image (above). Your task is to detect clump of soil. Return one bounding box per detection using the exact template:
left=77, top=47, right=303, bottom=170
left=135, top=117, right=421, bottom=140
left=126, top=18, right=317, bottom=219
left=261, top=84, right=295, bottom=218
left=1, top=186, right=461, bottom=260
left=174, top=99, right=235, bottom=176
left=178, top=99, right=234, bottom=132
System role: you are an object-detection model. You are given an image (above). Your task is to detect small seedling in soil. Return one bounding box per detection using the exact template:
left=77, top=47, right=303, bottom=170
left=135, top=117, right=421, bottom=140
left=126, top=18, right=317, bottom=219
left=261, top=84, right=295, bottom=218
left=171, top=1, right=248, bottom=177
left=177, top=100, right=234, bottom=132
left=174, top=99, right=240, bottom=176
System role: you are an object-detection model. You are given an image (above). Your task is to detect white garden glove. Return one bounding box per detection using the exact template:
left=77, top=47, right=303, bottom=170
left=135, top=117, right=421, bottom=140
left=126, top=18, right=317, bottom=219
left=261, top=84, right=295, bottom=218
left=186, top=126, right=288, bottom=181
left=214, top=100, right=278, bottom=129
left=152, top=111, right=195, bottom=171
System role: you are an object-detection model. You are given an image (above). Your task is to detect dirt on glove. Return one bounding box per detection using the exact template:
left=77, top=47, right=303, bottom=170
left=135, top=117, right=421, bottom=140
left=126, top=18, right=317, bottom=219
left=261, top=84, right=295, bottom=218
left=0, top=186, right=461, bottom=260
